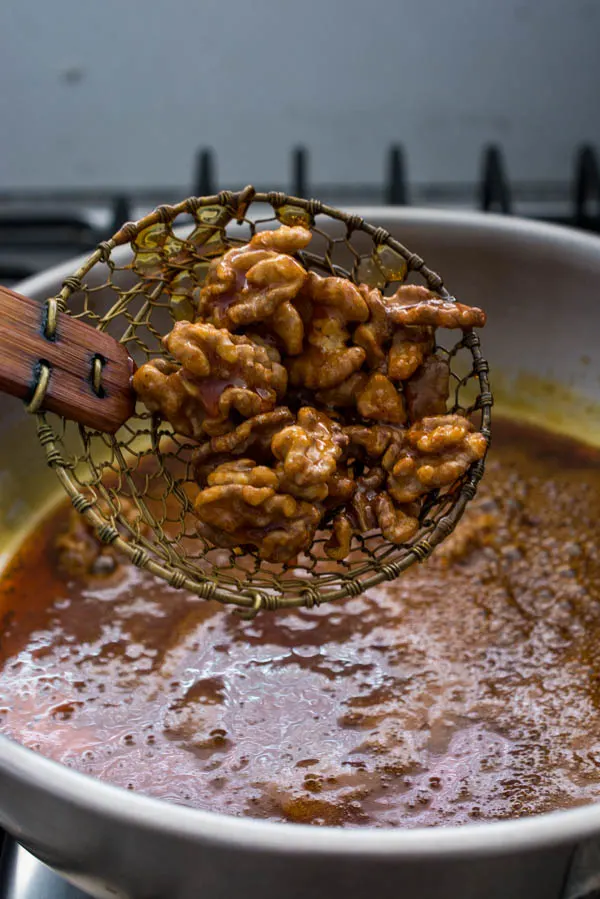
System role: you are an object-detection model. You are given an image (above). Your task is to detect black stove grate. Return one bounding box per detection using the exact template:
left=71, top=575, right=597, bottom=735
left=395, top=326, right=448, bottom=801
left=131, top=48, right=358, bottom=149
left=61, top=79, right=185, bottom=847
left=0, top=143, right=599, bottom=286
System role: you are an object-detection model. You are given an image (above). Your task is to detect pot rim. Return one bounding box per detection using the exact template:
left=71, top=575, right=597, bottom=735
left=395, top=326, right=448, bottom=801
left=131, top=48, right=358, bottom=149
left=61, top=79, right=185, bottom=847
left=3, top=733, right=600, bottom=858
left=15, top=206, right=600, bottom=304
left=14, top=206, right=600, bottom=302
left=4, top=207, right=600, bottom=860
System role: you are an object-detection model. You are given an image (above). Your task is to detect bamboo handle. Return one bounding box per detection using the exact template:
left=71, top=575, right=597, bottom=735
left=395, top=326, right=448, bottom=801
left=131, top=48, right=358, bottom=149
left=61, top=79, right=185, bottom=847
left=0, top=286, right=136, bottom=433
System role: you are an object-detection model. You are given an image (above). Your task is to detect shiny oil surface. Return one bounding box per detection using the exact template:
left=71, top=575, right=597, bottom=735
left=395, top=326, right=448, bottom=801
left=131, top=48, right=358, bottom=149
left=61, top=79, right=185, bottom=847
left=0, top=417, right=599, bottom=830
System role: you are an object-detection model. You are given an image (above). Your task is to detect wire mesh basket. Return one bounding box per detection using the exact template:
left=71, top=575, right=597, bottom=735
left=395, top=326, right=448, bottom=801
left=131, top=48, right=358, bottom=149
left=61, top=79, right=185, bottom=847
left=35, top=187, right=492, bottom=614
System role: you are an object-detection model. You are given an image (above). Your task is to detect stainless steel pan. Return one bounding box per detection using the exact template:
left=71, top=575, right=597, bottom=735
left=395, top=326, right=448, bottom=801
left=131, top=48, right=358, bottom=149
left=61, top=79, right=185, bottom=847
left=0, top=209, right=599, bottom=899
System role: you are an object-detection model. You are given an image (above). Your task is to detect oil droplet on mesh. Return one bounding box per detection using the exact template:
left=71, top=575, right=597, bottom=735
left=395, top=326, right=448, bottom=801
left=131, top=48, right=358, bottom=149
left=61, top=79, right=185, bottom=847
left=189, top=205, right=232, bottom=256
left=171, top=295, right=196, bottom=322
left=133, top=223, right=169, bottom=252
left=131, top=251, right=163, bottom=279
left=168, top=271, right=198, bottom=322
left=191, top=261, right=210, bottom=285
left=192, top=231, right=230, bottom=260
left=374, top=245, right=408, bottom=282
left=277, top=204, right=312, bottom=228
left=356, top=256, right=386, bottom=289
left=195, top=205, right=231, bottom=227
left=162, top=234, right=190, bottom=266
left=169, top=271, right=195, bottom=296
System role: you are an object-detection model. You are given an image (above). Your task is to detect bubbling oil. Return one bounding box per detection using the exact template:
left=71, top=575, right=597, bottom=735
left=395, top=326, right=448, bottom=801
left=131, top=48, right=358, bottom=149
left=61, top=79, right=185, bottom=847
left=0, top=418, right=600, bottom=827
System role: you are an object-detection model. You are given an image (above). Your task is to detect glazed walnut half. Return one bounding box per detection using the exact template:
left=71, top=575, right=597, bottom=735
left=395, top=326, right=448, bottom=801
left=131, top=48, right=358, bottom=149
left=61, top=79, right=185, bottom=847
left=133, top=322, right=287, bottom=438
left=386, top=415, right=487, bottom=504
left=194, top=459, right=322, bottom=563
left=132, top=224, right=488, bottom=562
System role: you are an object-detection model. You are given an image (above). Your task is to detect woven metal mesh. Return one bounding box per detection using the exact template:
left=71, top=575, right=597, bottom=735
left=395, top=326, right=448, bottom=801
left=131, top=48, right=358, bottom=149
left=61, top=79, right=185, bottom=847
left=35, top=187, right=492, bottom=614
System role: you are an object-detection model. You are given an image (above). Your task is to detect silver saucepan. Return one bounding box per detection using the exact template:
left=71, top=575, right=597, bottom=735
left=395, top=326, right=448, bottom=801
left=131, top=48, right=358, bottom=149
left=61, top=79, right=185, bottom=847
left=0, top=209, right=598, bottom=899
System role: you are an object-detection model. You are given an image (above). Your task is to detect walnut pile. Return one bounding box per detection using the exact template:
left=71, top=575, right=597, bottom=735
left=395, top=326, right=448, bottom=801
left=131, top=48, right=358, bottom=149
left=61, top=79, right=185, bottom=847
left=133, top=225, right=487, bottom=562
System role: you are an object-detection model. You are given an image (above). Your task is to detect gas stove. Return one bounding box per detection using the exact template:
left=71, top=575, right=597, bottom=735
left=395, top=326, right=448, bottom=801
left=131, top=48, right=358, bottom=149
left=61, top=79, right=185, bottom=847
left=1, top=142, right=600, bottom=899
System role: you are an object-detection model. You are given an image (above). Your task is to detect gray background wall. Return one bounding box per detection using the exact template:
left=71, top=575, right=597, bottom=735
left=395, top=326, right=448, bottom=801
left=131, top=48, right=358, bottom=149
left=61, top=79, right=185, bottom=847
left=0, top=0, right=598, bottom=190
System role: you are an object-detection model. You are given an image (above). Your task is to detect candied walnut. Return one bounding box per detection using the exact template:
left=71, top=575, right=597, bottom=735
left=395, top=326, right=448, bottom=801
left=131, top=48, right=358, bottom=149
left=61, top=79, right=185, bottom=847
left=55, top=497, right=147, bottom=578
left=324, top=468, right=356, bottom=508
left=56, top=511, right=114, bottom=577
left=198, top=226, right=310, bottom=330
left=194, top=409, right=294, bottom=475
left=133, top=358, right=206, bottom=438
left=387, top=414, right=487, bottom=503
left=353, top=287, right=437, bottom=387
left=353, top=286, right=435, bottom=374
left=206, top=459, right=279, bottom=489
left=353, top=286, right=391, bottom=368
left=267, top=300, right=305, bottom=355
left=316, top=372, right=369, bottom=408
left=387, top=326, right=434, bottom=381
left=409, top=414, right=484, bottom=455
left=324, top=514, right=355, bottom=560
left=373, top=493, right=419, bottom=544
left=356, top=373, right=406, bottom=425
left=133, top=322, right=287, bottom=438
left=249, top=226, right=313, bottom=253
left=325, top=471, right=418, bottom=560
left=351, top=467, right=387, bottom=531
left=165, top=322, right=287, bottom=395
left=387, top=285, right=486, bottom=329
left=271, top=407, right=348, bottom=501
left=287, top=273, right=368, bottom=390
left=404, top=354, right=450, bottom=421
left=343, top=424, right=405, bottom=463
left=194, top=459, right=322, bottom=562
left=287, top=339, right=365, bottom=391
left=303, top=272, right=369, bottom=321
left=317, top=371, right=407, bottom=423
left=194, top=452, right=240, bottom=488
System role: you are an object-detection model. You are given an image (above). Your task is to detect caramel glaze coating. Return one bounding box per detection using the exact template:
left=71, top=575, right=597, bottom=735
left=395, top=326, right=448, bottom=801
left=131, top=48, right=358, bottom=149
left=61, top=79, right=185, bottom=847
left=387, top=416, right=488, bottom=504
left=132, top=227, right=487, bottom=560
left=1, top=420, right=599, bottom=828
left=271, top=407, right=348, bottom=502
left=198, top=226, right=310, bottom=330
left=194, top=459, right=321, bottom=563
left=133, top=323, right=287, bottom=439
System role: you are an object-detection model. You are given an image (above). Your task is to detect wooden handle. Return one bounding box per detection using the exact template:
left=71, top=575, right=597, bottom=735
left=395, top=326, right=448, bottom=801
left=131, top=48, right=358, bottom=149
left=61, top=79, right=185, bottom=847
left=0, top=286, right=136, bottom=433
